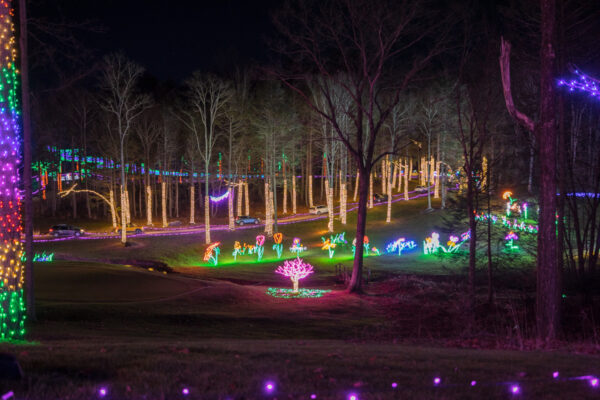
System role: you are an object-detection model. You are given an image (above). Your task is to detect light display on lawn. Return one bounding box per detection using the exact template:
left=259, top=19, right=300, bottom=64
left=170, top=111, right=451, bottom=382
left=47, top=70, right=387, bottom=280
left=274, top=258, right=314, bottom=292
left=352, top=236, right=371, bottom=256
left=266, top=287, right=331, bottom=298
left=272, top=233, right=283, bottom=258
left=289, top=237, right=306, bottom=258
left=385, top=238, right=417, bottom=255
left=203, top=242, right=221, bottom=266
left=21, top=251, right=54, bottom=262
left=255, top=235, right=265, bottom=261
left=424, top=231, right=470, bottom=255
left=321, top=237, right=336, bottom=258
left=502, top=191, right=516, bottom=216
left=0, top=0, right=26, bottom=341
left=232, top=241, right=244, bottom=261
left=505, top=231, right=519, bottom=251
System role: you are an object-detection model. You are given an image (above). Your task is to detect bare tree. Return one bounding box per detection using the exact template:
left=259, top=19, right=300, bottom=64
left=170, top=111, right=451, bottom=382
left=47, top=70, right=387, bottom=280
left=178, top=73, right=231, bottom=244
left=98, top=54, right=151, bottom=245
left=273, top=0, right=449, bottom=292
left=499, top=0, right=559, bottom=341
left=135, top=109, right=161, bottom=226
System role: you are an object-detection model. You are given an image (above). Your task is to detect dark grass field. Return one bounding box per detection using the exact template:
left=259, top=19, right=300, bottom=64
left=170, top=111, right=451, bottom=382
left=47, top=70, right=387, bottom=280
left=2, top=198, right=595, bottom=399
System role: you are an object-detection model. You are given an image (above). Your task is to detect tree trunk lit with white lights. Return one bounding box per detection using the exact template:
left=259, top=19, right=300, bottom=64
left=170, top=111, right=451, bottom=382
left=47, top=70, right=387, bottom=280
left=146, top=185, right=153, bottom=226
left=228, top=186, right=234, bottom=230
left=161, top=181, right=167, bottom=228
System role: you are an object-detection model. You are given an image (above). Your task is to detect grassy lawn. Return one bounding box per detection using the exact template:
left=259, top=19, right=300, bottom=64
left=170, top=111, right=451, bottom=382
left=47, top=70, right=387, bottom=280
left=3, top=197, right=585, bottom=399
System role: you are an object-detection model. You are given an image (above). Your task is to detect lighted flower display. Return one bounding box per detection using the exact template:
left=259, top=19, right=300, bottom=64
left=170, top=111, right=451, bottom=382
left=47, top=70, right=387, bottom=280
left=352, top=236, right=370, bottom=256
left=321, top=237, right=336, bottom=258
left=0, top=1, right=26, bottom=340
left=272, top=233, right=283, bottom=258
left=505, top=231, right=519, bottom=251
left=289, top=237, right=306, bottom=258
left=255, top=235, right=265, bottom=261
left=232, top=241, right=244, bottom=261
left=275, top=258, right=314, bottom=292
left=203, top=242, right=221, bottom=266
left=423, top=232, right=441, bottom=255
left=385, top=238, right=417, bottom=256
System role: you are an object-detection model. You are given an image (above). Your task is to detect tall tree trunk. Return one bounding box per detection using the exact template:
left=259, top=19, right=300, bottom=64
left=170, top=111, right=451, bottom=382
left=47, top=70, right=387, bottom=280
left=537, top=0, right=559, bottom=342
left=175, top=178, right=179, bottom=218
left=189, top=184, right=195, bottom=224
left=120, top=184, right=127, bottom=244
left=237, top=180, right=243, bottom=217
left=466, top=175, right=477, bottom=315
left=404, top=161, right=409, bottom=201
left=348, top=166, right=370, bottom=293
left=292, top=174, right=297, bottom=214
left=308, top=174, right=314, bottom=208
left=326, top=180, right=334, bottom=232
left=228, top=186, right=234, bottom=230
left=204, top=168, right=211, bottom=243
left=146, top=184, right=153, bottom=226
left=161, top=180, right=167, bottom=228
left=264, top=180, right=273, bottom=235
left=368, top=172, right=374, bottom=208
left=72, top=191, right=77, bottom=219
left=110, top=188, right=118, bottom=228
left=244, top=180, right=250, bottom=216
left=353, top=171, right=359, bottom=201
left=386, top=158, right=393, bottom=223
left=20, top=0, right=35, bottom=320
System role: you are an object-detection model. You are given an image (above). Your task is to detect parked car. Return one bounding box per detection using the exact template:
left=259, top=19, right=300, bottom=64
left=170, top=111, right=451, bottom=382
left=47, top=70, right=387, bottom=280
left=49, top=224, right=84, bottom=237
left=415, top=186, right=429, bottom=193
left=309, top=205, right=328, bottom=215
left=114, top=223, right=144, bottom=235
left=373, top=193, right=386, bottom=202
left=235, top=216, right=261, bottom=226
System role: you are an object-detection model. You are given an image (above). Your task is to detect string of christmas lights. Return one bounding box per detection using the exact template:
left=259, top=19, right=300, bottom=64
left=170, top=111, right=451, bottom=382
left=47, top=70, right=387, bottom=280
left=0, top=0, right=26, bottom=340
left=558, top=67, right=600, bottom=98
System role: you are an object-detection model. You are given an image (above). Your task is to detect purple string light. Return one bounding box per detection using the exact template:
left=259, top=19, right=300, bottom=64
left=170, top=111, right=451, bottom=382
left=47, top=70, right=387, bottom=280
left=558, top=68, right=600, bottom=98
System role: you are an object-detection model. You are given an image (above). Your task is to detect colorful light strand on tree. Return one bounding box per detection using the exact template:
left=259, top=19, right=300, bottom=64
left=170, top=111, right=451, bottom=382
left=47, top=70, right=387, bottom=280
left=0, top=1, right=26, bottom=341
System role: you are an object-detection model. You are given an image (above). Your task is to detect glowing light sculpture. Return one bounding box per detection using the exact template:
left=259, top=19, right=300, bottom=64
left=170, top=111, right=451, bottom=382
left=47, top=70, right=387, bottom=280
left=386, top=238, right=417, bottom=255
left=289, top=237, right=306, bottom=258
left=505, top=231, right=519, bottom=251
left=352, top=236, right=370, bottom=256
left=0, top=0, right=26, bottom=340
left=203, top=242, right=221, bottom=266
left=255, top=235, right=265, bottom=261
left=321, top=237, right=337, bottom=258
left=275, top=258, right=314, bottom=292
left=209, top=191, right=229, bottom=203
left=272, top=233, right=283, bottom=258
left=423, top=232, right=441, bottom=255
left=232, top=241, right=244, bottom=261
left=21, top=252, right=54, bottom=262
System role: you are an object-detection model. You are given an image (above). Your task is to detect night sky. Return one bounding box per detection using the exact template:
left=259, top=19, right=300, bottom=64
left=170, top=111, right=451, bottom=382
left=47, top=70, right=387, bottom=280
left=35, top=0, right=279, bottom=82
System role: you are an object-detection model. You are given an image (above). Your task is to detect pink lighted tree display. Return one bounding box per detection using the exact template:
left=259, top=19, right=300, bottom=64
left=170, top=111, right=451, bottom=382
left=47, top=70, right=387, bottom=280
left=275, top=258, right=314, bottom=292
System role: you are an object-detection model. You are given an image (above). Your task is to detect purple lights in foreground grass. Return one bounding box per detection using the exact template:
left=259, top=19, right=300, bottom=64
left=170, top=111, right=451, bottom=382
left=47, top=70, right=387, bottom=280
left=510, top=384, right=521, bottom=395
left=98, top=387, right=107, bottom=397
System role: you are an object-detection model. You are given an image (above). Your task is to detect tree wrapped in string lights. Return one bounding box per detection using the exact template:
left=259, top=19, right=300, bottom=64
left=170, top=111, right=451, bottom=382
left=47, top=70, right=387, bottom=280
left=275, top=258, right=314, bottom=292
left=0, top=0, right=26, bottom=340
